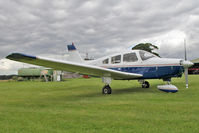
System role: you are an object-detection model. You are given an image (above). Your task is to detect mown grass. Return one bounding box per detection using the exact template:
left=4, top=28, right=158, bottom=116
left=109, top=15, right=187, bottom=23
left=0, top=75, right=199, bottom=133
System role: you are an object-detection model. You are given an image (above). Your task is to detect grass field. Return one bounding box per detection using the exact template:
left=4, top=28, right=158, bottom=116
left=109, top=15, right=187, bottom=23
left=0, top=75, right=199, bottom=133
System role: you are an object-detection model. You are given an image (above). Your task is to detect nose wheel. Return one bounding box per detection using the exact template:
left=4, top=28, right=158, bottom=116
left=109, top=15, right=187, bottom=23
left=142, top=81, right=150, bottom=88
left=102, top=85, right=112, bottom=94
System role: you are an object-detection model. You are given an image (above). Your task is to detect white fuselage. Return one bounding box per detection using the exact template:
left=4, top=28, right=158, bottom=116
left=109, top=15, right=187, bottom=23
left=85, top=50, right=184, bottom=79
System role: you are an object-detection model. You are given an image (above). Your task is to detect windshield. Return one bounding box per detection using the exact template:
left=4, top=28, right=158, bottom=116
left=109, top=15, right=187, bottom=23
left=139, top=51, right=156, bottom=61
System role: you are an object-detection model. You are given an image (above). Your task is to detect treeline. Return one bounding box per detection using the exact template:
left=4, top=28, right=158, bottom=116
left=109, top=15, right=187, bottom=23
left=0, top=75, right=17, bottom=80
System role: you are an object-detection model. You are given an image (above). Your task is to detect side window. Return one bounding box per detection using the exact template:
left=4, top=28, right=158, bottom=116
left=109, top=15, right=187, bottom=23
left=102, top=58, right=109, bottom=64
left=123, top=53, right=138, bottom=62
left=139, top=51, right=155, bottom=61
left=111, top=55, right=121, bottom=64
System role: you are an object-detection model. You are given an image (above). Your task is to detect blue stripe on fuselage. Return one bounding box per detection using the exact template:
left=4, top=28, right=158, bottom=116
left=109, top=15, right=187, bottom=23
left=109, top=66, right=184, bottom=79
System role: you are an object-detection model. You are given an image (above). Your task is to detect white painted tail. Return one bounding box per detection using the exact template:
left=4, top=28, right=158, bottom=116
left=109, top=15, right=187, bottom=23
left=67, top=43, right=84, bottom=63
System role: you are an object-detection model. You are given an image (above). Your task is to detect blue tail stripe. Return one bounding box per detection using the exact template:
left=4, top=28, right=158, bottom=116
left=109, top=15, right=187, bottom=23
left=67, top=45, right=76, bottom=51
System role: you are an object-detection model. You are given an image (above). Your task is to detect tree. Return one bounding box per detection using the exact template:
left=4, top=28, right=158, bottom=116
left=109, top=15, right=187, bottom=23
left=132, top=43, right=160, bottom=57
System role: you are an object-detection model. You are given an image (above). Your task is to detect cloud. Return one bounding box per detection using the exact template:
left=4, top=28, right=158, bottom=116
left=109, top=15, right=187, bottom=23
left=0, top=59, right=36, bottom=75
left=138, top=30, right=187, bottom=58
left=0, top=0, right=199, bottom=74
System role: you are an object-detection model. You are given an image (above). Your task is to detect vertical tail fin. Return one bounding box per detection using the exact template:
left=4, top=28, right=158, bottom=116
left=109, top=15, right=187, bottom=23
left=67, top=43, right=84, bottom=63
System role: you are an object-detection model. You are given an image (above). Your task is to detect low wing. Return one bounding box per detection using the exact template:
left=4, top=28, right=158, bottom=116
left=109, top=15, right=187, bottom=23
left=6, top=53, right=142, bottom=80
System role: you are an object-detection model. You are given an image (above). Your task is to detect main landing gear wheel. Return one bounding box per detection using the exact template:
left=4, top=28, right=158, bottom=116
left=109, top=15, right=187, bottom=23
left=142, top=81, right=150, bottom=88
left=102, top=85, right=112, bottom=94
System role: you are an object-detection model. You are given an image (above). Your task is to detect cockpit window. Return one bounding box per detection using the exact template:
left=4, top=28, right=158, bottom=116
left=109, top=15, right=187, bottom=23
left=102, top=58, right=109, bottom=64
left=139, top=51, right=156, bottom=61
left=111, top=55, right=121, bottom=64
left=123, top=52, right=138, bottom=62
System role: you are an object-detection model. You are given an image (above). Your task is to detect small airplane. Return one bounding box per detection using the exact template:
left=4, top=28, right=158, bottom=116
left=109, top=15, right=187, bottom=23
left=6, top=43, right=193, bottom=94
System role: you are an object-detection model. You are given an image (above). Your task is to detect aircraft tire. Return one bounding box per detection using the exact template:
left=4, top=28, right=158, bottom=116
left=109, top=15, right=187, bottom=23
left=142, top=81, right=150, bottom=88
left=102, top=85, right=112, bottom=94
left=145, top=81, right=150, bottom=88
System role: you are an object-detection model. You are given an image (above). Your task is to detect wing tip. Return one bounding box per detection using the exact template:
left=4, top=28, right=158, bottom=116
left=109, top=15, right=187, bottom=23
left=6, top=53, right=36, bottom=61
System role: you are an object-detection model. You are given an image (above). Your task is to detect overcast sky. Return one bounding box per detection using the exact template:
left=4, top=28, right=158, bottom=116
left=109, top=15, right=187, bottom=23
left=0, top=0, right=199, bottom=75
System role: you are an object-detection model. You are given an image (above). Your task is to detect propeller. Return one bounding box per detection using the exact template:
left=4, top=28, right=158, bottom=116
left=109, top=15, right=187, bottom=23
left=182, top=39, right=193, bottom=88
left=182, top=60, right=193, bottom=88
